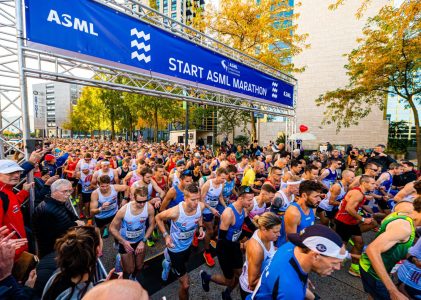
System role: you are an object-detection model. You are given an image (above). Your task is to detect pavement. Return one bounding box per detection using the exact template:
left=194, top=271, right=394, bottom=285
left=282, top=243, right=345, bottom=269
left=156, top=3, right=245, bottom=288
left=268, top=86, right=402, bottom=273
left=100, top=228, right=377, bottom=300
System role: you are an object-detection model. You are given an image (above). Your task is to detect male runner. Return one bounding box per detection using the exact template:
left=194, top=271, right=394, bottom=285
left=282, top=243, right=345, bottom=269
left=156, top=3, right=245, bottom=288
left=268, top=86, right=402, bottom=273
left=155, top=184, right=205, bottom=300
left=201, top=167, right=228, bottom=267
left=319, top=158, right=342, bottom=188
left=130, top=167, right=165, bottom=206
left=216, top=165, right=238, bottom=215
left=359, top=197, right=421, bottom=299
left=279, top=180, right=324, bottom=246
left=335, top=175, right=378, bottom=277
left=160, top=170, right=193, bottom=212
left=75, top=163, right=94, bottom=219
left=281, top=160, right=303, bottom=189
left=169, top=160, right=186, bottom=188
left=91, top=160, right=119, bottom=186
left=317, top=170, right=355, bottom=227
left=90, top=175, right=128, bottom=237
left=200, top=186, right=255, bottom=300
left=301, top=164, right=320, bottom=181
left=262, top=166, right=283, bottom=190
left=109, top=187, right=155, bottom=279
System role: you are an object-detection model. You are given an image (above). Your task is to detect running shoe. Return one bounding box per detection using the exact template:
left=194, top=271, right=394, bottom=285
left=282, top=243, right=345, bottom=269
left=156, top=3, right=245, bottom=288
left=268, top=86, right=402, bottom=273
left=102, top=227, right=109, bottom=238
left=192, top=233, right=199, bottom=247
left=161, top=259, right=171, bottom=281
left=146, top=238, right=155, bottom=247
left=209, top=239, right=217, bottom=249
left=203, top=251, right=215, bottom=267
left=200, top=270, right=210, bottom=292
left=152, top=229, right=160, bottom=240
left=348, top=263, right=361, bottom=277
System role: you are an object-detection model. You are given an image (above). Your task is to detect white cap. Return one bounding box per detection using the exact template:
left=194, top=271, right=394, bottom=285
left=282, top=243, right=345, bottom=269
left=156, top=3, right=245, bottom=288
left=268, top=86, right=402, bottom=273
left=0, top=160, right=24, bottom=174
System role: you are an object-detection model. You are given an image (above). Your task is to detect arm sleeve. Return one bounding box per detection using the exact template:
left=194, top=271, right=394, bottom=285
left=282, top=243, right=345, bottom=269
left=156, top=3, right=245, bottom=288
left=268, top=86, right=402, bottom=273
left=16, top=190, right=30, bottom=205
left=56, top=153, right=69, bottom=167
left=20, top=161, right=35, bottom=178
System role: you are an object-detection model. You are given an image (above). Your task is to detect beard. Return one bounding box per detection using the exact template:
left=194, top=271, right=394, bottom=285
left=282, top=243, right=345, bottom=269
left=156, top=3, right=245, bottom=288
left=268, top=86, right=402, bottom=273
left=306, top=200, right=318, bottom=209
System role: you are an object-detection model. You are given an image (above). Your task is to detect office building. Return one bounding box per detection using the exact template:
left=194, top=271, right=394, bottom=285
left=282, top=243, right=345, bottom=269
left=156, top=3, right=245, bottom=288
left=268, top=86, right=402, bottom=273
left=32, top=82, right=82, bottom=137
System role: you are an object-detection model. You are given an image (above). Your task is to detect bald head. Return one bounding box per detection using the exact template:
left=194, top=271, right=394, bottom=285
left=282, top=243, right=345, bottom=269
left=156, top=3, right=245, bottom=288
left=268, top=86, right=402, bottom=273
left=83, top=279, right=148, bottom=300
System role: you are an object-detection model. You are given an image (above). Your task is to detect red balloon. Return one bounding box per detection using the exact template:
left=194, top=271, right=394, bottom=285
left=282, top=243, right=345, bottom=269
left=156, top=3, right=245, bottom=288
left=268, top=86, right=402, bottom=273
left=299, top=125, right=308, bottom=133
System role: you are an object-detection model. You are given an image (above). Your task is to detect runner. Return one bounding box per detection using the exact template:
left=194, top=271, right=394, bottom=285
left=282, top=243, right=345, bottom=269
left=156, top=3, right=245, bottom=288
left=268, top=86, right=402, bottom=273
left=216, top=164, right=238, bottom=215
left=155, top=184, right=205, bottom=299
left=334, top=175, right=378, bottom=277
left=317, top=170, right=355, bottom=227
left=319, top=158, right=341, bottom=188
left=109, top=187, right=155, bottom=279
left=281, top=160, right=302, bottom=189
left=75, top=163, right=94, bottom=219
left=359, top=197, right=421, bottom=300
left=160, top=170, right=193, bottom=212
left=251, top=225, right=347, bottom=299
left=90, top=175, right=128, bottom=237
left=130, top=167, right=165, bottom=207
left=262, top=166, right=282, bottom=190
left=301, top=164, right=320, bottom=181
left=201, top=167, right=228, bottom=267
left=169, top=160, right=186, bottom=188
left=395, top=180, right=421, bottom=203
left=239, top=212, right=281, bottom=299
left=279, top=180, right=324, bottom=246
left=91, top=160, right=119, bottom=186
left=200, top=186, right=254, bottom=300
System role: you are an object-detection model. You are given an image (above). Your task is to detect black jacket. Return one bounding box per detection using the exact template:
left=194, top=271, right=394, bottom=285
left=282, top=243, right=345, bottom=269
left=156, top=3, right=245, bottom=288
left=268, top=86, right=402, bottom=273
left=32, top=196, right=77, bottom=258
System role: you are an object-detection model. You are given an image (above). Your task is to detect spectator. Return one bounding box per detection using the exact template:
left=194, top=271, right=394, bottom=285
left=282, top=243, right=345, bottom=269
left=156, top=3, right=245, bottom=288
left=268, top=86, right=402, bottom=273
left=0, top=160, right=34, bottom=259
left=366, top=144, right=396, bottom=172
left=0, top=225, right=36, bottom=300
left=394, top=161, right=417, bottom=190
left=32, top=179, right=83, bottom=258
left=42, top=226, right=111, bottom=300
left=43, top=152, right=69, bottom=177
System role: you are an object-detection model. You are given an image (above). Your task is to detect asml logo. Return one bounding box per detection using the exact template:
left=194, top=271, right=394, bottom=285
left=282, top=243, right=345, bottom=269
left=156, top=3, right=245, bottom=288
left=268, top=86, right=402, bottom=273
left=47, top=10, right=98, bottom=36
left=221, top=60, right=240, bottom=76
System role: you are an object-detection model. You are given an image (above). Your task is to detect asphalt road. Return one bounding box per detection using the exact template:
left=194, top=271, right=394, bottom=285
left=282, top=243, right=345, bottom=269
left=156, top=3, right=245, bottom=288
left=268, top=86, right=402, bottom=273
left=100, top=228, right=376, bottom=300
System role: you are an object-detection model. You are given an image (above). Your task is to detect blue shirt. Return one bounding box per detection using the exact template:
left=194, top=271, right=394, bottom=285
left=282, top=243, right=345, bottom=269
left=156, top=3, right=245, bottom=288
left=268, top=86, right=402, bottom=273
left=251, top=243, right=308, bottom=300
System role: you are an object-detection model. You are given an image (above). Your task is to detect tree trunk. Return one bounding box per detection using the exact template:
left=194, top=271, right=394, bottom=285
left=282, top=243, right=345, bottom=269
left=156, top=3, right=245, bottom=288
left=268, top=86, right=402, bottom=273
left=407, top=96, right=420, bottom=171
left=250, top=112, right=256, bottom=142
left=154, top=106, right=158, bottom=143
left=110, top=107, right=115, bottom=140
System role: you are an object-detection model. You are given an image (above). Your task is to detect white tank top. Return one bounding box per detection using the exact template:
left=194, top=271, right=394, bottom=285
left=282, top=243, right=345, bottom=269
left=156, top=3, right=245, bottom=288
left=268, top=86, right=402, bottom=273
left=239, top=230, right=276, bottom=293
left=130, top=159, right=137, bottom=171
left=280, top=171, right=293, bottom=189
left=248, top=197, right=267, bottom=219
left=170, top=202, right=202, bottom=253
left=79, top=171, right=93, bottom=193
left=172, top=172, right=180, bottom=188
left=95, top=185, right=118, bottom=219
left=203, top=179, right=223, bottom=214
left=318, top=181, right=346, bottom=212
left=276, top=190, right=294, bottom=212
left=120, top=201, right=149, bottom=243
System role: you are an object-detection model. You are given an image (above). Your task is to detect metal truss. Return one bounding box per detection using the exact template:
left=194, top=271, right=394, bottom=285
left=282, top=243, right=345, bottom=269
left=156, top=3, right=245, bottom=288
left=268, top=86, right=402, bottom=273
left=0, top=0, right=26, bottom=159
left=23, top=47, right=295, bottom=117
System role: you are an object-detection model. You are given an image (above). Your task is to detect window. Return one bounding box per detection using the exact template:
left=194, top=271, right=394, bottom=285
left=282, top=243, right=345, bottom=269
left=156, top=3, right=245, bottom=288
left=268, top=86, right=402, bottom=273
left=46, top=84, right=54, bottom=88
left=171, top=12, right=176, bottom=19
left=171, top=4, right=176, bottom=10
left=178, top=136, right=184, bottom=143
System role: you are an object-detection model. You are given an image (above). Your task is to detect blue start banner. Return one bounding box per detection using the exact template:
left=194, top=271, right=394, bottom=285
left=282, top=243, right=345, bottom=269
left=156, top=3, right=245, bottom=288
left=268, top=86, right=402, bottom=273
left=25, top=0, right=295, bottom=107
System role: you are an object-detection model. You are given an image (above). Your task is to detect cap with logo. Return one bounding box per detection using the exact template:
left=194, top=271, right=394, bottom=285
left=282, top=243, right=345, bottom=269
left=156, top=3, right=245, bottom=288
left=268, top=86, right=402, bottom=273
left=44, top=154, right=55, bottom=162
left=288, top=224, right=348, bottom=260
left=0, top=160, right=24, bottom=174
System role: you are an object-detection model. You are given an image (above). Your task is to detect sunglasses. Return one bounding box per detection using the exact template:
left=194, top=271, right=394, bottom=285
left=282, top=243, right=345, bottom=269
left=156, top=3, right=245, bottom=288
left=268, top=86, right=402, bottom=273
left=135, top=199, right=148, bottom=204
left=182, top=170, right=192, bottom=176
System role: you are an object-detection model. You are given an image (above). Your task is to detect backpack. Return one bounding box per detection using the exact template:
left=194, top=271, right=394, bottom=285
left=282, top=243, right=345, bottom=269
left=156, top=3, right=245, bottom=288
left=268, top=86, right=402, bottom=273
left=0, top=191, right=9, bottom=214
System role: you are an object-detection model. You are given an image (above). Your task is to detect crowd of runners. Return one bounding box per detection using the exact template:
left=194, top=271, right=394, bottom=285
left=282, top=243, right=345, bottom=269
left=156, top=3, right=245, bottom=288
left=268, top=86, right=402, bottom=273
left=0, top=138, right=420, bottom=300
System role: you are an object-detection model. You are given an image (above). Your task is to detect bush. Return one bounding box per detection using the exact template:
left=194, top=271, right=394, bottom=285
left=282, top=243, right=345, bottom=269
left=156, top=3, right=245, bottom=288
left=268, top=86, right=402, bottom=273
left=387, top=138, right=410, bottom=154
left=276, top=133, right=286, bottom=145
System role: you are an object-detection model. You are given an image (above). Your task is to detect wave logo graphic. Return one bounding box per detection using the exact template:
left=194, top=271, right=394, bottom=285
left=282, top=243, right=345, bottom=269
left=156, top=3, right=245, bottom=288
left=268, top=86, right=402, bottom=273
left=271, top=82, right=278, bottom=99
left=130, top=28, right=151, bottom=63
left=221, top=60, right=240, bottom=76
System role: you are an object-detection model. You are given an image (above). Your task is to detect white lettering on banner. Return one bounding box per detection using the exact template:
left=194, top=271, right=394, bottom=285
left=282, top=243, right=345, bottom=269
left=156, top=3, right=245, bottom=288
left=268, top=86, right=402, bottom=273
left=232, top=78, right=267, bottom=96
left=168, top=58, right=204, bottom=78
left=283, top=91, right=292, bottom=98
left=206, top=70, right=231, bottom=86
left=47, top=10, right=98, bottom=36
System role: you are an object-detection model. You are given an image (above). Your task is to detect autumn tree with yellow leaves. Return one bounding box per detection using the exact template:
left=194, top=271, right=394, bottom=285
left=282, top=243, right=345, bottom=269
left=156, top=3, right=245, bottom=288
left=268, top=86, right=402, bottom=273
left=197, top=0, right=308, bottom=140
left=316, top=0, right=421, bottom=169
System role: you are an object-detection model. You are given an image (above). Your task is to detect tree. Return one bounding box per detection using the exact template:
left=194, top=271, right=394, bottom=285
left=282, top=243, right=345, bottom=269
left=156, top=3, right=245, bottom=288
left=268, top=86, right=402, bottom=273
left=388, top=121, right=409, bottom=140
left=198, top=0, right=308, bottom=141
left=316, top=0, right=421, bottom=169
left=63, top=87, right=108, bottom=137
left=217, top=107, right=251, bottom=140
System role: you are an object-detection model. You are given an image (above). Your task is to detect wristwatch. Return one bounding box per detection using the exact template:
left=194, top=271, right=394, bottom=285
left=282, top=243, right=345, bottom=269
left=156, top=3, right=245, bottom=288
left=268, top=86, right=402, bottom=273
left=142, top=237, right=148, bottom=243
left=163, top=232, right=169, bottom=238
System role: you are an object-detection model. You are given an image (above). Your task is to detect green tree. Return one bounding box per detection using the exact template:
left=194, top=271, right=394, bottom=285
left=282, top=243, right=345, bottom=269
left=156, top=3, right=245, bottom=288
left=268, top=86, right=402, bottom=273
left=217, top=107, right=251, bottom=139
left=316, top=1, right=421, bottom=169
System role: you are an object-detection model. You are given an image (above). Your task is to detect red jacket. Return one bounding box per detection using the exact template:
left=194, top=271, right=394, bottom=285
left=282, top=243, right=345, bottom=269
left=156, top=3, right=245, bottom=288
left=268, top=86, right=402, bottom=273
left=0, top=183, right=29, bottom=258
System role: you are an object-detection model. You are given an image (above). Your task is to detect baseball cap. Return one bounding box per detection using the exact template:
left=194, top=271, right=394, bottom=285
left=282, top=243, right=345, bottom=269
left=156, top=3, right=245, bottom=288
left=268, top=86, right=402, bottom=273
left=238, top=186, right=254, bottom=196
left=44, top=154, right=55, bottom=162
left=288, top=224, right=348, bottom=260
left=0, top=160, right=24, bottom=174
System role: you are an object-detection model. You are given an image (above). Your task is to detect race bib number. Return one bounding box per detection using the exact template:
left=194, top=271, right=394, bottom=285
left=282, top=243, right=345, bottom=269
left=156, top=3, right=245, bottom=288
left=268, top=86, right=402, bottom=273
left=232, top=230, right=242, bottom=242
left=178, top=229, right=195, bottom=240
left=126, top=229, right=143, bottom=239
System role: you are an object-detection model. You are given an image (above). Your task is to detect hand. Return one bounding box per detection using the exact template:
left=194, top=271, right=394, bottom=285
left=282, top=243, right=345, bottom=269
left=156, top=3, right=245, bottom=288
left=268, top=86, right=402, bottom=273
left=75, top=220, right=85, bottom=226
left=45, top=175, right=60, bottom=186
left=165, top=235, right=174, bottom=248
left=198, top=227, right=205, bottom=240
left=22, top=182, right=34, bottom=191
left=123, top=240, right=134, bottom=254
left=210, top=208, right=220, bottom=217
left=363, top=218, right=373, bottom=225
left=24, top=269, right=37, bottom=288
left=0, top=239, right=16, bottom=281
left=0, top=226, right=9, bottom=239
left=105, top=268, right=123, bottom=281
left=135, top=241, right=145, bottom=255
left=389, top=288, right=409, bottom=300
left=28, top=149, right=44, bottom=165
